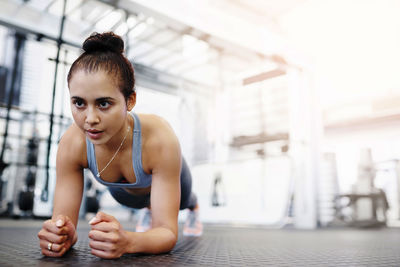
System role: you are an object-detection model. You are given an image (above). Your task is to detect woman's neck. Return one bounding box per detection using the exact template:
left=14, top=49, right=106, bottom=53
left=99, top=115, right=132, bottom=151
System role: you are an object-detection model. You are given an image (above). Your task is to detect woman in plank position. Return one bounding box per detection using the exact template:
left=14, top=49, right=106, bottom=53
left=37, top=32, right=203, bottom=259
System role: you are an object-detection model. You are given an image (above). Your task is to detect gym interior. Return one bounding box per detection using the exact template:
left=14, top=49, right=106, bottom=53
left=0, top=0, right=399, bottom=266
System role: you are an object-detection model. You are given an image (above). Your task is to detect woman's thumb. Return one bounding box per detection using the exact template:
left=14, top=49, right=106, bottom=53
left=55, top=215, right=65, bottom=227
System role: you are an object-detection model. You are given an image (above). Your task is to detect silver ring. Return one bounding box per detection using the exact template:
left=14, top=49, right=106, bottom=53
left=47, top=242, right=53, bottom=251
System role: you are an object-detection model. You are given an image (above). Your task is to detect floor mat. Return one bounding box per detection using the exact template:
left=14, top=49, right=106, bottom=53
left=0, top=220, right=399, bottom=266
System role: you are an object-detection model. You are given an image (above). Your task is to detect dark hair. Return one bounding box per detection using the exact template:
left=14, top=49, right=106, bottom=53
left=67, top=32, right=135, bottom=99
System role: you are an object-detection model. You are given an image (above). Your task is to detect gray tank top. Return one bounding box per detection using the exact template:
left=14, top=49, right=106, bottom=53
left=86, top=112, right=152, bottom=188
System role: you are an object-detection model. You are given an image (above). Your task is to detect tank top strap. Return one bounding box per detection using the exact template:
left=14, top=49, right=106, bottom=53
left=131, top=113, right=152, bottom=183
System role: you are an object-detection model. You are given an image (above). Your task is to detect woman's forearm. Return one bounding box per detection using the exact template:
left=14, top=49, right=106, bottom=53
left=126, top=227, right=177, bottom=254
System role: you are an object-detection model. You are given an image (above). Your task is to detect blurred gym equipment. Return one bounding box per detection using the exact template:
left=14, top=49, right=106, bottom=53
left=17, top=133, right=39, bottom=214
left=211, top=172, right=226, bottom=207
left=334, top=148, right=391, bottom=227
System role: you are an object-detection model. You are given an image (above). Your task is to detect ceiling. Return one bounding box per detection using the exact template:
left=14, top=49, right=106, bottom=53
left=0, top=0, right=308, bottom=90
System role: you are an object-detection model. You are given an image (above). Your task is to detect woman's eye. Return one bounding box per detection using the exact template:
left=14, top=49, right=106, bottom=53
left=99, top=101, right=110, bottom=109
left=73, top=100, right=85, bottom=108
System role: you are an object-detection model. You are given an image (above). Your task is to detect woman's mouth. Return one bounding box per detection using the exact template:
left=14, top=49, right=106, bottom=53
left=86, top=129, right=103, bottom=140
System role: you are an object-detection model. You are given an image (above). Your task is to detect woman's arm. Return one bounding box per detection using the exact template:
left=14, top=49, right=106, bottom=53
left=127, top=123, right=181, bottom=254
left=52, top=125, right=86, bottom=227
left=131, top=116, right=181, bottom=253
left=38, top=125, right=85, bottom=257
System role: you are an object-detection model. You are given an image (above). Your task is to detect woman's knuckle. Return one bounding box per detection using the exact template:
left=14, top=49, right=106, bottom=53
left=57, top=244, right=64, bottom=252
left=109, top=244, right=117, bottom=251
left=109, top=234, right=118, bottom=243
left=110, top=223, right=117, bottom=231
left=88, top=231, right=93, bottom=239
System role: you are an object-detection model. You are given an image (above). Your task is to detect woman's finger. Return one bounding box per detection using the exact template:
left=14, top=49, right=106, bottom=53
left=41, top=245, right=67, bottom=258
left=89, top=211, right=116, bottom=226
left=38, top=229, right=67, bottom=244
left=90, top=221, right=120, bottom=232
left=39, top=239, right=65, bottom=253
left=95, top=211, right=116, bottom=222
left=89, top=229, right=120, bottom=244
left=89, top=239, right=114, bottom=251
left=91, top=248, right=118, bottom=259
left=42, top=220, right=68, bottom=235
left=88, top=229, right=112, bottom=242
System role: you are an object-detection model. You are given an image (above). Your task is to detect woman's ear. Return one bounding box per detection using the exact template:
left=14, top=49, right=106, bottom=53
left=127, top=92, right=136, bottom=111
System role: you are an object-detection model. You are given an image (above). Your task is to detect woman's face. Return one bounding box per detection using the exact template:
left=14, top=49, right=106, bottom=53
left=69, top=69, right=133, bottom=145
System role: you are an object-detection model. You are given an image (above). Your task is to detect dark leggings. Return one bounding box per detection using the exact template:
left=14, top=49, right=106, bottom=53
left=108, top=158, right=197, bottom=210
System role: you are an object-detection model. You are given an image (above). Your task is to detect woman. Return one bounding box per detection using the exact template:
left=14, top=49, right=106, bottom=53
left=37, top=32, right=203, bottom=259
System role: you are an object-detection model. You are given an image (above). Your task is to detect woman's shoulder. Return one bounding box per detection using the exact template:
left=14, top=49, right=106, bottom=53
left=137, top=113, right=177, bottom=141
left=136, top=113, right=181, bottom=173
left=137, top=113, right=168, bottom=126
left=57, top=123, right=87, bottom=167
left=60, top=123, right=86, bottom=143
left=137, top=113, right=180, bottom=157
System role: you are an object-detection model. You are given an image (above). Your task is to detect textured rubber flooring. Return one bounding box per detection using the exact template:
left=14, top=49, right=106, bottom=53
left=0, top=220, right=399, bottom=266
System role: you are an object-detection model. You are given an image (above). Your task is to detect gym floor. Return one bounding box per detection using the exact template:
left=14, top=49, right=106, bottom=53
left=0, top=219, right=399, bottom=266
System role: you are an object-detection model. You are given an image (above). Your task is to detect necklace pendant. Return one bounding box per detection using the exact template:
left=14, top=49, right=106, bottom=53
left=95, top=125, right=130, bottom=179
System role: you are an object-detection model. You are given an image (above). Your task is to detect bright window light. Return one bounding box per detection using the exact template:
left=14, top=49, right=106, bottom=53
left=182, top=34, right=209, bottom=58
left=95, top=10, right=122, bottom=31
left=146, top=17, right=155, bottom=25
left=127, top=16, right=137, bottom=28
left=115, top=23, right=128, bottom=36
left=130, top=22, right=147, bottom=37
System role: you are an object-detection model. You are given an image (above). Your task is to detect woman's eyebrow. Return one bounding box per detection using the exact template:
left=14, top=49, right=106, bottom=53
left=96, top=97, right=115, bottom=102
left=70, top=96, right=115, bottom=101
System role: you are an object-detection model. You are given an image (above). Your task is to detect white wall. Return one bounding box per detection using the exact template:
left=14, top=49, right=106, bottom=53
left=191, top=156, right=292, bottom=225
left=279, top=0, right=400, bottom=108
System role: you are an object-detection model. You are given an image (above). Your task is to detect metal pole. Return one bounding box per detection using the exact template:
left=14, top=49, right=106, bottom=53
left=0, top=32, right=25, bottom=176
left=42, top=0, right=68, bottom=202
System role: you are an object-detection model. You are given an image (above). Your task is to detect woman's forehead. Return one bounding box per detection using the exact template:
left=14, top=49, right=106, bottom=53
left=70, top=69, right=118, bottom=86
left=69, top=70, right=122, bottom=97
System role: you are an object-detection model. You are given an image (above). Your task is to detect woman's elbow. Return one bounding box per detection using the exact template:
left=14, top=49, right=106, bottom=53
left=154, top=229, right=176, bottom=254
left=164, top=232, right=178, bottom=253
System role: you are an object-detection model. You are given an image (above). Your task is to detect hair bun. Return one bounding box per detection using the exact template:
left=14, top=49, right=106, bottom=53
left=82, top=32, right=124, bottom=54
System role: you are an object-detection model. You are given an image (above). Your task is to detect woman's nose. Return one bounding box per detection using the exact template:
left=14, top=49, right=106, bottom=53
left=85, top=107, right=100, bottom=125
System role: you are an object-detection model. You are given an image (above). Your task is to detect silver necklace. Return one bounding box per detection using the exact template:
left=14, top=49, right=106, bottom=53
left=97, top=126, right=130, bottom=178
